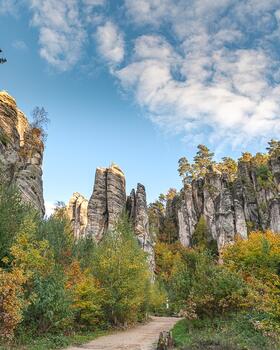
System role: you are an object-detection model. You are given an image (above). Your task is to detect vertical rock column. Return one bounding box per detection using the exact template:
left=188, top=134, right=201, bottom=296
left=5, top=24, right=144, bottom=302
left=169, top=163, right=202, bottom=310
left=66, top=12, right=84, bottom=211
left=67, top=192, right=89, bottom=238
left=128, top=183, right=155, bottom=273
left=86, top=164, right=126, bottom=241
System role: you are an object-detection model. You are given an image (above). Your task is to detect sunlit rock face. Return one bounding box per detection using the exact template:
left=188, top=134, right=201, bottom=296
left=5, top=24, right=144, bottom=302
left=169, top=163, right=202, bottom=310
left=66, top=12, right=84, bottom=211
left=86, top=164, right=127, bottom=241
left=127, top=183, right=155, bottom=273
left=165, top=158, right=280, bottom=250
left=0, top=91, right=45, bottom=215
left=68, top=165, right=155, bottom=272
left=67, top=192, right=89, bottom=238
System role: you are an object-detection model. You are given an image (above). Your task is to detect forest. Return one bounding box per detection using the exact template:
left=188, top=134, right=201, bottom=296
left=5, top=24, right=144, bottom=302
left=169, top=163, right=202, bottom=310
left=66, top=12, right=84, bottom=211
left=0, top=141, right=280, bottom=349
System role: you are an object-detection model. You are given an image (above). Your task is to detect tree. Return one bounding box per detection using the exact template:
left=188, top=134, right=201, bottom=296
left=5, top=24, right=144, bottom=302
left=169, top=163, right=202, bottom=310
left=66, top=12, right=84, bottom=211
left=193, top=145, right=214, bottom=177
left=239, top=152, right=252, bottom=162
left=31, top=107, right=50, bottom=143
left=92, top=217, right=151, bottom=325
left=266, top=139, right=280, bottom=157
left=178, top=157, right=193, bottom=183
left=217, top=157, right=238, bottom=181
left=0, top=49, right=7, bottom=64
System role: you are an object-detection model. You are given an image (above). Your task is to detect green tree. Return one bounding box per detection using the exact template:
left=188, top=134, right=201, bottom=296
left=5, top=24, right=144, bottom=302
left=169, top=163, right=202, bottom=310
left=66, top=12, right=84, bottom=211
left=92, top=217, right=152, bottom=326
left=0, top=184, right=31, bottom=265
left=266, top=139, right=280, bottom=157
left=178, top=157, right=193, bottom=183
left=193, top=145, right=214, bottom=177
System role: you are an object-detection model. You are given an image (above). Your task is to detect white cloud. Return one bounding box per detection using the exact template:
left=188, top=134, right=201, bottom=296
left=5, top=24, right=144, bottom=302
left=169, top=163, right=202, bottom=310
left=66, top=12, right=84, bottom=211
left=117, top=0, right=280, bottom=146
left=28, top=0, right=87, bottom=71
left=96, top=21, right=124, bottom=65
left=0, top=0, right=20, bottom=15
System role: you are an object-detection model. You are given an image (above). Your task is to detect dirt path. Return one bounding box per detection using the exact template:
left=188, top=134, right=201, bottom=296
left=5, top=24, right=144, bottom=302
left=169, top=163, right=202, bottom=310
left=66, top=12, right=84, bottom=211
left=66, top=316, right=181, bottom=350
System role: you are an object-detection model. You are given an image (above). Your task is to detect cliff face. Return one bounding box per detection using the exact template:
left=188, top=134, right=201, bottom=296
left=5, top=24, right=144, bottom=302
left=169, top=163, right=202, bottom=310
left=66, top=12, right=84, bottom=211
left=86, top=164, right=127, bottom=241
left=167, top=156, right=280, bottom=250
left=0, top=92, right=45, bottom=215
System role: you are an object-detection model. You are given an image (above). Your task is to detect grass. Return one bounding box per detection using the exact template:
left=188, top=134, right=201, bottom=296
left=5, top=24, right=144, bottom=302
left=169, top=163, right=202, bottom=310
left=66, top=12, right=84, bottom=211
left=171, top=313, right=280, bottom=350
left=0, top=329, right=109, bottom=350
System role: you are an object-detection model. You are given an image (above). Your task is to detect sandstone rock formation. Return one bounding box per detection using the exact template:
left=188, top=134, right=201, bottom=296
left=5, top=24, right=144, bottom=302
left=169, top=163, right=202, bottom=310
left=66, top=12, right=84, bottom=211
left=163, top=156, right=280, bottom=250
left=67, top=192, right=88, bottom=238
left=68, top=165, right=155, bottom=271
left=0, top=91, right=45, bottom=215
left=127, top=184, right=155, bottom=272
left=86, top=164, right=126, bottom=241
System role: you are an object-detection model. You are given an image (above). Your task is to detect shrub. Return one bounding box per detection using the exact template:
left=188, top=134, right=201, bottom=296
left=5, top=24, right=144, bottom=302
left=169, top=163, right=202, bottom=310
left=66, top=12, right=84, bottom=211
left=92, top=217, right=152, bottom=326
left=66, top=261, right=104, bottom=329
left=0, top=268, right=27, bottom=340
left=0, top=185, right=31, bottom=264
left=23, top=267, right=73, bottom=335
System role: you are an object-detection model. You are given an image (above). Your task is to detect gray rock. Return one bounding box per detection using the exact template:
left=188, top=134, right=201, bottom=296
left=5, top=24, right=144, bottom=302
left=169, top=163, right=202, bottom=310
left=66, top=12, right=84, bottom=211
left=128, top=183, right=155, bottom=273
left=86, top=164, right=126, bottom=241
left=0, top=92, right=45, bottom=215
left=67, top=192, right=88, bottom=238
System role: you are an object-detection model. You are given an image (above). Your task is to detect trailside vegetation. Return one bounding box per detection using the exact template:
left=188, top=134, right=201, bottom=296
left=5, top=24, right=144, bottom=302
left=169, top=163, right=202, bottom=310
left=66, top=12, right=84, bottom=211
left=0, top=185, right=162, bottom=348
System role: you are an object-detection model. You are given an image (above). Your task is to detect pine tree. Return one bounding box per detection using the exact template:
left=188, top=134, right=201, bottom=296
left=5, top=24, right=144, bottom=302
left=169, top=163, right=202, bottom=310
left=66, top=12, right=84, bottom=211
left=193, top=144, right=214, bottom=177
left=178, top=157, right=193, bottom=183
left=266, top=139, right=280, bottom=157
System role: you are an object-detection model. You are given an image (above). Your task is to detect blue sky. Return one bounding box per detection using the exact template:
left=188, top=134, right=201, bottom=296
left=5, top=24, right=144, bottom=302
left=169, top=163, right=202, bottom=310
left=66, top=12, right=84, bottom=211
left=1, top=0, right=280, bottom=214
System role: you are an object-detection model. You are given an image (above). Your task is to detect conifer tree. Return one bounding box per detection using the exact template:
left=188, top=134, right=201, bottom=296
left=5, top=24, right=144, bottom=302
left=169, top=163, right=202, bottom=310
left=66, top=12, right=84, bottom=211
left=193, top=144, right=214, bottom=177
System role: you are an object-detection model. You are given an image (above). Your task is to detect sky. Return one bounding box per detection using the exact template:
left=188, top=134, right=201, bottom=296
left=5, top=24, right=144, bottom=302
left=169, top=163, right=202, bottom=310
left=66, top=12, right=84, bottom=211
left=0, top=0, right=280, bottom=215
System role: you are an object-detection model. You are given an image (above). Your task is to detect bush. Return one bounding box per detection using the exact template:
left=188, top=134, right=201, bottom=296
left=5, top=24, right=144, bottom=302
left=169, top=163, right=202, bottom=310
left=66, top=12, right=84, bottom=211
left=92, top=217, right=152, bottom=326
left=222, top=231, right=280, bottom=336
left=169, top=250, right=248, bottom=318
left=0, top=185, right=31, bottom=264
left=23, top=267, right=73, bottom=335
left=66, top=261, right=104, bottom=329
left=0, top=267, right=27, bottom=341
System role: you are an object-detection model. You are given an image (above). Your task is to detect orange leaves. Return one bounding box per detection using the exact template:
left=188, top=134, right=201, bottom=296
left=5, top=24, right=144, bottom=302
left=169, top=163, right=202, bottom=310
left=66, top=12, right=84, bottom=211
left=0, top=267, right=27, bottom=340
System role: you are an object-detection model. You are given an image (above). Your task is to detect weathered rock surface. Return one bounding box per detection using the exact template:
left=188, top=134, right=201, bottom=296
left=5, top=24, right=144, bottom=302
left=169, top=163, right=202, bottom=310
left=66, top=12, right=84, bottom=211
left=0, top=91, right=45, bottom=215
left=163, top=157, right=280, bottom=250
left=67, top=192, right=88, bottom=238
left=127, top=184, right=155, bottom=272
left=86, top=164, right=126, bottom=241
left=68, top=166, right=155, bottom=272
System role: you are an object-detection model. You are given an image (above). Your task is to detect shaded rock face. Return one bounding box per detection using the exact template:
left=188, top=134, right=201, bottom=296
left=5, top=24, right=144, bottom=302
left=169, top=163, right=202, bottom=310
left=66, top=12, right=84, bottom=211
left=127, top=184, right=155, bottom=272
left=166, top=158, right=280, bottom=250
left=67, top=192, right=88, bottom=238
left=86, top=164, right=126, bottom=241
left=0, top=92, right=45, bottom=215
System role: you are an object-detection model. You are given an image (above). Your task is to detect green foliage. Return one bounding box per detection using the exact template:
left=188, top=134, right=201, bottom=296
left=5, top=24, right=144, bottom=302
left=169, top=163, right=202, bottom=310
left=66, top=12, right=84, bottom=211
left=172, top=313, right=280, bottom=350
left=169, top=250, right=248, bottom=318
left=266, top=139, right=280, bottom=157
left=91, top=217, right=152, bottom=325
left=191, top=216, right=218, bottom=255
left=193, top=144, right=215, bottom=178
left=23, top=267, right=73, bottom=335
left=0, top=184, right=31, bottom=265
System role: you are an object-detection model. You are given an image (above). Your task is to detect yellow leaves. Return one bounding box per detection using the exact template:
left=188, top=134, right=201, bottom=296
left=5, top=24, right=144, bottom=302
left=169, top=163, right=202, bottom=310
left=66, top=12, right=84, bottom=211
left=0, top=267, right=28, bottom=340
left=10, top=216, right=54, bottom=278
left=222, top=230, right=280, bottom=323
